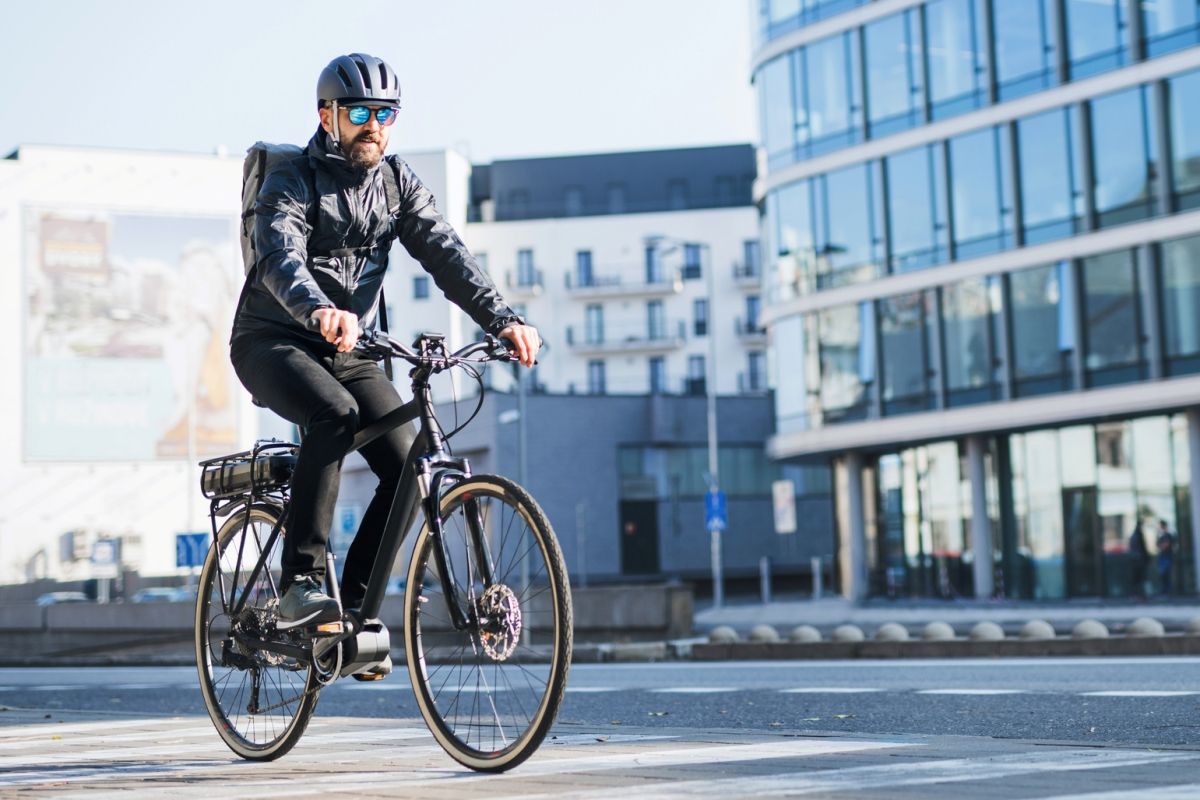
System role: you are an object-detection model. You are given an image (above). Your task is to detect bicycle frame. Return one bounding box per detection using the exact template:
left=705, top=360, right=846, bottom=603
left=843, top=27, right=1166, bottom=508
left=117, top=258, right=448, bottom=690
left=209, top=333, right=502, bottom=663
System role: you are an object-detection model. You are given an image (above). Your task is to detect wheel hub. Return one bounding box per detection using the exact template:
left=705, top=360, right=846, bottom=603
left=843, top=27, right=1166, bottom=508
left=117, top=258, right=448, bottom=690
left=477, top=584, right=521, bottom=661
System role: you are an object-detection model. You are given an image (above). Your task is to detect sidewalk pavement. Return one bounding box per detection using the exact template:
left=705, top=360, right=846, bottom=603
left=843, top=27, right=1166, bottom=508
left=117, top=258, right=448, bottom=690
left=694, top=595, right=1200, bottom=636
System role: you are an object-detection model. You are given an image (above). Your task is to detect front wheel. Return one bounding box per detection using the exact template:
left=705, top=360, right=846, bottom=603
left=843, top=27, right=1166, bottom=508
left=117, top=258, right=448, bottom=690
left=404, top=475, right=572, bottom=771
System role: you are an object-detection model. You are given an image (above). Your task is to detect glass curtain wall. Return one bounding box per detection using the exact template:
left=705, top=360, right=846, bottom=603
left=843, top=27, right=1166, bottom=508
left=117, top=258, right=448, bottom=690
left=1160, top=233, right=1200, bottom=376
left=760, top=54, right=796, bottom=170
left=1064, top=0, right=1129, bottom=79
left=772, top=178, right=816, bottom=299
left=1090, top=86, right=1159, bottom=227
left=924, top=0, right=989, bottom=119
left=1143, top=0, right=1200, bottom=56
left=886, top=145, right=949, bottom=272
left=804, top=32, right=863, bottom=156
left=879, top=291, right=935, bottom=415
left=941, top=277, right=1001, bottom=406
left=1080, top=249, right=1144, bottom=387
left=1009, top=263, right=1075, bottom=396
left=1168, top=70, right=1200, bottom=210
left=814, top=163, right=883, bottom=287
left=864, top=10, right=925, bottom=137
left=816, top=302, right=873, bottom=422
left=992, top=0, right=1058, bottom=100
left=1017, top=109, right=1084, bottom=245
left=948, top=126, right=1015, bottom=258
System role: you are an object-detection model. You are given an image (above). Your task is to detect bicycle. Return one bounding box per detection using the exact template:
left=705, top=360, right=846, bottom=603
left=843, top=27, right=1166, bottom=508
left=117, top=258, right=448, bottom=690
left=193, top=331, right=572, bottom=771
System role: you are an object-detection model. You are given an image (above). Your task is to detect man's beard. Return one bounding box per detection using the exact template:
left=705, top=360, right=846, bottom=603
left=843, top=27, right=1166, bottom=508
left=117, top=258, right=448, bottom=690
left=344, top=133, right=384, bottom=169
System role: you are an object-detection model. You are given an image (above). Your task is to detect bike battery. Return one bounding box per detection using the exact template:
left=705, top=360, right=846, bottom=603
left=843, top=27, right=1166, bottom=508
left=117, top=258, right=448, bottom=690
left=200, top=451, right=298, bottom=499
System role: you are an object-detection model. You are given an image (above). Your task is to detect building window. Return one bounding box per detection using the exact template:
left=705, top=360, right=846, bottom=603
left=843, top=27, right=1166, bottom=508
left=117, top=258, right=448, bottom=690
left=924, top=0, right=988, bottom=120
left=772, top=178, right=816, bottom=297
left=682, top=243, right=702, bottom=280
left=743, top=240, right=761, bottom=278
left=747, top=351, right=767, bottom=392
left=564, top=186, right=584, bottom=217
left=645, top=245, right=664, bottom=284
left=647, top=300, right=667, bottom=340
left=745, top=295, right=762, bottom=331
left=587, top=360, right=606, bottom=394
left=1010, top=262, right=1075, bottom=397
left=694, top=298, right=709, bottom=337
left=517, top=249, right=536, bottom=286
left=815, top=162, right=883, bottom=288
left=885, top=144, right=948, bottom=273
left=686, top=354, right=706, bottom=396
left=1161, top=233, right=1200, bottom=376
left=1090, top=86, right=1159, bottom=228
left=1064, top=0, right=1129, bottom=79
left=607, top=182, right=627, bottom=214
left=1144, top=0, right=1200, bottom=56
left=1016, top=108, right=1083, bottom=245
left=991, top=0, right=1057, bottom=101
left=803, top=30, right=863, bottom=154
left=941, top=277, right=1001, bottom=407
left=1168, top=70, right=1200, bottom=211
left=649, top=357, right=667, bottom=394
left=948, top=126, right=1015, bottom=259
left=412, top=275, right=429, bottom=300
left=864, top=9, right=925, bottom=137
left=816, top=302, right=873, bottom=422
left=475, top=252, right=489, bottom=275
left=667, top=179, right=689, bottom=210
left=879, top=292, right=934, bottom=415
left=585, top=304, right=604, bottom=345
left=1081, top=249, right=1143, bottom=387
left=715, top=175, right=736, bottom=205
left=575, top=250, right=594, bottom=287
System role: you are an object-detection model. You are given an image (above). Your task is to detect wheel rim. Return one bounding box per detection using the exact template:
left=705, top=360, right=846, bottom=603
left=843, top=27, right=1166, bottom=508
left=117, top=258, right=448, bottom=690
left=408, top=481, right=567, bottom=763
left=198, top=509, right=315, bottom=752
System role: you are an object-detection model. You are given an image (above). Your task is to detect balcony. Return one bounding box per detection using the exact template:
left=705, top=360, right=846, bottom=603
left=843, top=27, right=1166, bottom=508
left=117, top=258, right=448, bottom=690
left=732, top=260, right=761, bottom=290
left=738, top=371, right=768, bottom=394
left=505, top=268, right=545, bottom=298
left=564, top=269, right=682, bottom=299
left=565, top=320, right=687, bottom=355
left=734, top=317, right=767, bottom=345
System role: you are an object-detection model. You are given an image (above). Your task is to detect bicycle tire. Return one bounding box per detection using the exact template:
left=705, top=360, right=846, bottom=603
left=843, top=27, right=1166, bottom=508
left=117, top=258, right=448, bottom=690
left=195, top=504, right=320, bottom=760
left=404, top=474, right=572, bottom=771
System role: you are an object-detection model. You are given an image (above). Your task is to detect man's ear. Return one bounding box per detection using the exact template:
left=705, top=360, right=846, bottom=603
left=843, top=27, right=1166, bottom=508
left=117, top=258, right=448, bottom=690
left=318, top=106, right=333, bottom=133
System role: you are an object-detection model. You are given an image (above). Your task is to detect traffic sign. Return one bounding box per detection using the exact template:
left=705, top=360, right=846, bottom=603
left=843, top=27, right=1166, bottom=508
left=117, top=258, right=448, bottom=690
left=91, top=538, right=119, bottom=579
left=772, top=479, right=797, bottom=535
left=705, top=489, right=727, bottom=532
left=175, top=532, right=209, bottom=569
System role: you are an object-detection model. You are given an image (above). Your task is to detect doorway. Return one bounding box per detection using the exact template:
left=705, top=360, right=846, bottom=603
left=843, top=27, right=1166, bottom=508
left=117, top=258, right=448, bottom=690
left=619, top=501, right=660, bottom=575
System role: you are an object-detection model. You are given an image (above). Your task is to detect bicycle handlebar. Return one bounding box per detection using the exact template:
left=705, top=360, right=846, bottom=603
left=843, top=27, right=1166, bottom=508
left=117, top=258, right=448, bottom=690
left=303, top=316, right=527, bottom=370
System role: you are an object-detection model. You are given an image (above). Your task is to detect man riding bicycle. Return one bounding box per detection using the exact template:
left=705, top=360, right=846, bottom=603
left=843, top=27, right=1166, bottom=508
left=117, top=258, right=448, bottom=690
left=230, top=52, right=540, bottom=631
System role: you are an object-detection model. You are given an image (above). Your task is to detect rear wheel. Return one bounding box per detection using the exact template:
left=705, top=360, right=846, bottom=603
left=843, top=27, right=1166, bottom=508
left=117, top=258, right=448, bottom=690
left=404, top=475, right=572, bottom=771
left=195, top=504, right=320, bottom=760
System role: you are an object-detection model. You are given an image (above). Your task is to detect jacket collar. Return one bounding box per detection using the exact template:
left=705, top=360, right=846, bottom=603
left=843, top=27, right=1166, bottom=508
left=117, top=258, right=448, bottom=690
left=307, top=128, right=379, bottom=187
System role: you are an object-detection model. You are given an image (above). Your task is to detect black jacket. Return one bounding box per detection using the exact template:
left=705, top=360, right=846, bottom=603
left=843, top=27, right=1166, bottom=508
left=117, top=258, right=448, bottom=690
left=232, top=128, right=519, bottom=347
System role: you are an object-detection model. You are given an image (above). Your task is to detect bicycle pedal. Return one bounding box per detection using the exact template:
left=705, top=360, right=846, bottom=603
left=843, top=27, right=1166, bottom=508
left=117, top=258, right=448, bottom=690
left=314, top=621, right=344, bottom=635
left=352, top=672, right=386, bottom=682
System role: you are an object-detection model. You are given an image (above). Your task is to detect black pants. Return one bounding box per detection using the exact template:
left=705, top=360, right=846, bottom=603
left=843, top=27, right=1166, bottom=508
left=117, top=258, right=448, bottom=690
left=231, top=333, right=417, bottom=608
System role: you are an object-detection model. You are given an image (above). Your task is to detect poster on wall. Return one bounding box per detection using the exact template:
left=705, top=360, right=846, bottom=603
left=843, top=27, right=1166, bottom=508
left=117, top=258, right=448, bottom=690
left=24, top=211, right=240, bottom=461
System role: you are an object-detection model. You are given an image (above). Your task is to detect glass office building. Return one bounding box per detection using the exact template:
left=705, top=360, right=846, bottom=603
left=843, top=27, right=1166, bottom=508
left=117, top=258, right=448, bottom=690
left=753, top=0, right=1200, bottom=600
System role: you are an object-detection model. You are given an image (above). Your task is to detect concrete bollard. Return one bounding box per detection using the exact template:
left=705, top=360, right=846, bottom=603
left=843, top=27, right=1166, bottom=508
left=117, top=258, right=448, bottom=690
left=874, top=622, right=909, bottom=642
left=969, top=621, right=1005, bottom=641
left=832, top=624, right=865, bottom=642
left=708, top=625, right=740, bottom=644
left=1020, top=620, right=1056, bottom=640
left=789, top=624, right=822, bottom=643
left=748, top=624, right=781, bottom=643
left=1127, top=617, right=1165, bottom=637
left=1072, top=619, right=1109, bottom=639
left=921, top=621, right=956, bottom=641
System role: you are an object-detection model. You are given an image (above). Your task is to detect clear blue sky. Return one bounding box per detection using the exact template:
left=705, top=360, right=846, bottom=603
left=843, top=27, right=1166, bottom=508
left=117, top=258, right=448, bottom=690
left=2, top=1, right=758, bottom=162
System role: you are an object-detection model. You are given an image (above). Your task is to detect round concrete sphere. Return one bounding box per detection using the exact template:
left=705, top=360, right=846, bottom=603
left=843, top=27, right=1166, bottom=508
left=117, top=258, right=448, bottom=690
left=1186, top=617, right=1200, bottom=635
left=969, top=621, right=1006, bottom=641
left=708, top=625, right=740, bottom=644
left=1019, top=619, right=1056, bottom=640
left=922, top=621, right=956, bottom=641
left=747, top=624, right=781, bottom=644
left=789, top=625, right=822, bottom=643
left=1127, top=617, right=1165, bottom=637
left=831, top=624, right=865, bottom=642
left=874, top=623, right=910, bottom=642
left=1072, top=619, right=1109, bottom=639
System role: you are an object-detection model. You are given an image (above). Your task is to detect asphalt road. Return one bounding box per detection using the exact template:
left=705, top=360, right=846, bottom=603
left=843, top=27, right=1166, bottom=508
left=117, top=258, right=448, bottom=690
left=4, top=657, right=1200, bottom=746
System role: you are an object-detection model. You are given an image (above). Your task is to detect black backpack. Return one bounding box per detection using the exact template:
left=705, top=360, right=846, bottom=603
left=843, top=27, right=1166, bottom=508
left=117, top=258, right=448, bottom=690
left=239, top=142, right=402, bottom=375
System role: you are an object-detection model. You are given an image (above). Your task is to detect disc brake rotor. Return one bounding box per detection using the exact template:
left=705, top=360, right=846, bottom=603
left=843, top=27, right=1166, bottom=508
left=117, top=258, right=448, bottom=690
left=478, top=584, right=522, bottom=661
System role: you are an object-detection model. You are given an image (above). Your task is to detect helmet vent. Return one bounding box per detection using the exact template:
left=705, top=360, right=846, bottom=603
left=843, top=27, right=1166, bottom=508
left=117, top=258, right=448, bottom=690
left=378, top=64, right=389, bottom=90
left=336, top=65, right=354, bottom=91
left=352, top=56, right=372, bottom=89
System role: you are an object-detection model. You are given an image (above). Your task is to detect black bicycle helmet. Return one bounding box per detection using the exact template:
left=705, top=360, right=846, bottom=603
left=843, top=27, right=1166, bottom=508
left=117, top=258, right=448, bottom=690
left=317, top=53, right=401, bottom=108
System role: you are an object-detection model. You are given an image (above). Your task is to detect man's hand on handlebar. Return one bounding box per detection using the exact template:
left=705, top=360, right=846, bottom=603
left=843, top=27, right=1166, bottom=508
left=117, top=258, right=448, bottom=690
left=310, top=308, right=360, bottom=353
left=498, top=323, right=541, bottom=368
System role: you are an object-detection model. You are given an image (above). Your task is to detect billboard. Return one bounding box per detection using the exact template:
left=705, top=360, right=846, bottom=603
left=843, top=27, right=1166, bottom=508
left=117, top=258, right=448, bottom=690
left=24, top=211, right=241, bottom=461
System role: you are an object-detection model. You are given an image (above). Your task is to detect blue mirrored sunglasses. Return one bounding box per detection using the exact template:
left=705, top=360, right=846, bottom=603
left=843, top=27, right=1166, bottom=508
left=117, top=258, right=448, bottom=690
left=344, top=105, right=399, bottom=126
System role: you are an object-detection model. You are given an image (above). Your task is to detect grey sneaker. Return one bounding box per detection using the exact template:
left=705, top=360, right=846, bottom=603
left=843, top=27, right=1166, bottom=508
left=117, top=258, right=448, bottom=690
left=277, top=574, right=341, bottom=630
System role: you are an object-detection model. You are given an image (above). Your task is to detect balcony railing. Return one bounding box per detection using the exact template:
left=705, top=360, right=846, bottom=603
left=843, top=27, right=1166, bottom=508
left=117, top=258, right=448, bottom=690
left=732, top=260, right=761, bottom=289
left=738, top=371, right=768, bottom=394
left=565, top=320, right=687, bottom=354
left=564, top=269, right=682, bottom=299
left=505, top=268, right=545, bottom=296
left=734, top=317, right=767, bottom=343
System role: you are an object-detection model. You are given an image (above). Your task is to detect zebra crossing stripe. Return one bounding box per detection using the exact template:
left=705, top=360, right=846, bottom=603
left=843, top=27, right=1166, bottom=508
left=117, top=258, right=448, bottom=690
left=1080, top=691, right=1200, bottom=697
left=1040, top=785, right=1200, bottom=799
left=916, top=689, right=1028, bottom=695
left=780, top=687, right=884, bottom=694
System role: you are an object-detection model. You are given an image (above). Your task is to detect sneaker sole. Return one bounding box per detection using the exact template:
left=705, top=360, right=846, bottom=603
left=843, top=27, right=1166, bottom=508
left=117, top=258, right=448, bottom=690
left=276, top=607, right=341, bottom=630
